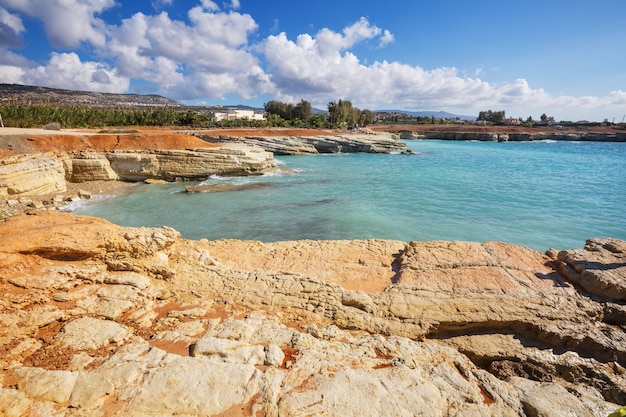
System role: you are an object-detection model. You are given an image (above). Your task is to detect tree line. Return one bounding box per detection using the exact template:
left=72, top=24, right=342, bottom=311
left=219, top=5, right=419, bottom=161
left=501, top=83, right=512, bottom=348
left=0, top=98, right=376, bottom=130
left=264, top=99, right=374, bottom=128
left=0, top=102, right=202, bottom=128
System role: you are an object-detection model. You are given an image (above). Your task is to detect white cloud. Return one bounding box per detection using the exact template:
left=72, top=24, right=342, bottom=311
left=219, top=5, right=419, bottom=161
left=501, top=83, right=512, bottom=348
left=260, top=23, right=494, bottom=109
left=0, top=64, right=24, bottom=83
left=0, top=0, right=115, bottom=48
left=315, top=17, right=387, bottom=56
left=200, top=0, right=219, bottom=11
left=151, top=0, right=173, bottom=10
left=0, top=6, right=23, bottom=34
left=22, top=52, right=129, bottom=93
left=104, top=7, right=267, bottom=100
left=379, top=30, right=394, bottom=48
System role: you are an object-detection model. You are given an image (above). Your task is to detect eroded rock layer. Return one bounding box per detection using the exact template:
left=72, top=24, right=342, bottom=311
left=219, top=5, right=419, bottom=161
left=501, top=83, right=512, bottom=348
left=0, top=211, right=624, bottom=416
left=0, top=133, right=278, bottom=196
left=196, top=132, right=408, bottom=154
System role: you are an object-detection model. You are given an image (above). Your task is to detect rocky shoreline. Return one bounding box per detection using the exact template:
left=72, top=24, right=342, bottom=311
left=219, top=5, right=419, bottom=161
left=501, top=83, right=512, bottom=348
left=0, top=211, right=624, bottom=416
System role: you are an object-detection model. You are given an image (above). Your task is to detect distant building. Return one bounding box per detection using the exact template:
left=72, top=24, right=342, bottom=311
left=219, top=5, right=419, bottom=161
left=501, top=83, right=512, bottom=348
left=212, top=109, right=265, bottom=122
left=504, top=117, right=521, bottom=126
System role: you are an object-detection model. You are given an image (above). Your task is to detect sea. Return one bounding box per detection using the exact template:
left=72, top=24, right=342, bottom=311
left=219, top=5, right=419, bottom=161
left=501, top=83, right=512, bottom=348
left=71, top=139, right=626, bottom=251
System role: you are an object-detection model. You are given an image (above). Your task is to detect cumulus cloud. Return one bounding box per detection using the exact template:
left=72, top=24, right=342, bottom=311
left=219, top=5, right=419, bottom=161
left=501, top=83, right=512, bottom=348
left=22, top=52, right=129, bottom=93
left=315, top=17, right=387, bottom=56
left=0, top=0, right=115, bottom=48
left=103, top=7, right=268, bottom=100
left=260, top=22, right=494, bottom=109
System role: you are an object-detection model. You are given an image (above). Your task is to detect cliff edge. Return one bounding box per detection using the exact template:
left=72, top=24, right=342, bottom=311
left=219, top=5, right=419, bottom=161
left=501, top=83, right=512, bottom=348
left=0, top=131, right=276, bottom=198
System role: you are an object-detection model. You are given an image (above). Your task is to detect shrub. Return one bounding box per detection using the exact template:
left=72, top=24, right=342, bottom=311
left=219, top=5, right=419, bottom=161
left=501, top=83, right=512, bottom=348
left=43, top=122, right=61, bottom=130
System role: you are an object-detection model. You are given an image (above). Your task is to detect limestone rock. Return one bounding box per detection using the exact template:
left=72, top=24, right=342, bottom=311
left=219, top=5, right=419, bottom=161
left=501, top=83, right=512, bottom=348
left=510, top=377, right=601, bottom=417
left=0, top=212, right=624, bottom=416
left=107, top=144, right=275, bottom=181
left=64, top=151, right=118, bottom=182
left=192, top=336, right=266, bottom=365
left=556, top=238, right=626, bottom=301
left=200, top=132, right=407, bottom=155
left=57, top=317, right=132, bottom=350
left=120, top=356, right=263, bottom=416
left=13, top=368, right=78, bottom=404
left=0, top=153, right=66, bottom=196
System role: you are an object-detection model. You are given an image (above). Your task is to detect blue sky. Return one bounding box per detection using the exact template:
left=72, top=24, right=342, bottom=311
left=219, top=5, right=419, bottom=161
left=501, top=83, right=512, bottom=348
left=0, top=0, right=624, bottom=121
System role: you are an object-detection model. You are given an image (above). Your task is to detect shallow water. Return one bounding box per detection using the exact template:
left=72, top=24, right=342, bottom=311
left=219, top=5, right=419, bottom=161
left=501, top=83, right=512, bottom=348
left=73, top=140, right=626, bottom=251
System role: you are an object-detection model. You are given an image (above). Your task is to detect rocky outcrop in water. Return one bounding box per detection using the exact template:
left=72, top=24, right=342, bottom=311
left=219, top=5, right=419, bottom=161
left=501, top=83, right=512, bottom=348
left=399, top=130, right=626, bottom=142
left=0, top=211, right=624, bottom=416
left=197, top=132, right=407, bottom=154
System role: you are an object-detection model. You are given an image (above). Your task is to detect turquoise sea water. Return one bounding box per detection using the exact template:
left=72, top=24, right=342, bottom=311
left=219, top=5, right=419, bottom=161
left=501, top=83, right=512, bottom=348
left=72, top=140, right=626, bottom=251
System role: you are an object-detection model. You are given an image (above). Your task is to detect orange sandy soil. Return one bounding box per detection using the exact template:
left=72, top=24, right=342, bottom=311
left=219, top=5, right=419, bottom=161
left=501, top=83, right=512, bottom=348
left=175, top=127, right=342, bottom=137
left=0, top=126, right=344, bottom=157
left=0, top=129, right=216, bottom=157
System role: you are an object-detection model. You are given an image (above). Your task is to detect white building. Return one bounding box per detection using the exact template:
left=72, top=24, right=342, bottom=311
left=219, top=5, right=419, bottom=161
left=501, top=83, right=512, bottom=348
left=212, top=109, right=266, bottom=122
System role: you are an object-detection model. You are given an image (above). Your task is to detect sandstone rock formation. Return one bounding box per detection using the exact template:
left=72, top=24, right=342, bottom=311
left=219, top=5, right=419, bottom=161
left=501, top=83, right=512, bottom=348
left=0, top=153, right=66, bottom=196
left=0, top=211, right=624, bottom=416
left=0, top=133, right=276, bottom=197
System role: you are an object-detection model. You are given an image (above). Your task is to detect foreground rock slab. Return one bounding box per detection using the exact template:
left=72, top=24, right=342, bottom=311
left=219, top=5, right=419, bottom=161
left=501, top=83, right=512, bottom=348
left=0, top=211, right=624, bottom=416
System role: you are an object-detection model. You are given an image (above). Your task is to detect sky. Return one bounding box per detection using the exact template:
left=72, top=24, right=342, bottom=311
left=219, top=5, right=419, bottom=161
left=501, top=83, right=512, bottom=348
left=0, top=0, right=624, bottom=122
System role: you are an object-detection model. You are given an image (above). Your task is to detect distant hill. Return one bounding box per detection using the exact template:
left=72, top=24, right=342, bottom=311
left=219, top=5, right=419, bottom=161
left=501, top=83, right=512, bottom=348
left=0, top=84, right=476, bottom=120
left=377, top=109, right=475, bottom=121
left=0, top=84, right=182, bottom=108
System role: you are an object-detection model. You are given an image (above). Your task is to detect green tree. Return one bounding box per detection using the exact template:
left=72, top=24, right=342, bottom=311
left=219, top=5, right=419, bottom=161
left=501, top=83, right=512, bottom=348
left=478, top=110, right=506, bottom=124
left=358, top=109, right=374, bottom=126
left=293, top=99, right=313, bottom=120
left=328, top=99, right=357, bottom=126
left=264, top=100, right=293, bottom=120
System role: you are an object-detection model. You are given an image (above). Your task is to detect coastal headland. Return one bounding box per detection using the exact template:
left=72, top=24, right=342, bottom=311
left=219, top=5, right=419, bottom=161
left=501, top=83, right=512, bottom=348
left=370, top=124, right=626, bottom=142
left=0, top=126, right=625, bottom=416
